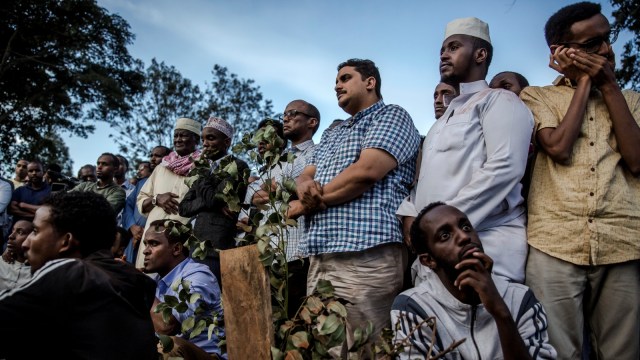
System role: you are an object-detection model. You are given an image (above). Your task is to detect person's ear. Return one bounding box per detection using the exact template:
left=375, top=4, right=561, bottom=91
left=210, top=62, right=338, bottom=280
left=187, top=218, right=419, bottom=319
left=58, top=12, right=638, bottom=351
left=365, top=76, right=376, bottom=91
left=475, top=48, right=487, bottom=65
left=172, top=242, right=183, bottom=257
left=419, top=253, right=437, bottom=269
left=307, top=117, right=319, bottom=131
left=58, top=232, right=78, bottom=254
left=224, top=137, right=232, bottom=149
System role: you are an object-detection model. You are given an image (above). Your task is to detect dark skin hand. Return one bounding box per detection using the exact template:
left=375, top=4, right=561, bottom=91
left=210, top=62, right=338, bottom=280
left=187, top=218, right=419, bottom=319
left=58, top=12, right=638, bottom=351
left=454, top=252, right=532, bottom=360
left=142, top=192, right=180, bottom=215
left=540, top=46, right=640, bottom=173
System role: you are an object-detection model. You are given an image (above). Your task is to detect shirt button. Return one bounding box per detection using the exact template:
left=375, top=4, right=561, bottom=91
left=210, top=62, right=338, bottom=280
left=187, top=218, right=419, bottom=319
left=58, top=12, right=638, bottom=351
left=591, top=167, right=595, bottom=172
left=589, top=117, right=594, bottom=121
left=590, top=142, right=594, bottom=146
left=590, top=192, right=594, bottom=196
left=588, top=218, right=593, bottom=223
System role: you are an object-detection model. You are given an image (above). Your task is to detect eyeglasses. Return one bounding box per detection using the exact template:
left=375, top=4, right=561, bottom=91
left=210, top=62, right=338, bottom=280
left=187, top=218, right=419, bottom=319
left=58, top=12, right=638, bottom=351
left=281, top=109, right=312, bottom=120
left=558, top=32, right=617, bottom=54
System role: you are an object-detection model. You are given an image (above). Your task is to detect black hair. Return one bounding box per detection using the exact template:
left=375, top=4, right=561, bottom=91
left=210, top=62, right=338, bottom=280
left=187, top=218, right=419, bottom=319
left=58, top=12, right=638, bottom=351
left=99, top=152, right=120, bottom=168
left=472, top=37, right=494, bottom=71
left=152, top=145, right=172, bottom=156
left=490, top=71, right=530, bottom=88
left=409, top=201, right=447, bottom=255
left=115, top=226, right=131, bottom=251
left=28, top=159, right=44, bottom=171
left=149, top=219, right=191, bottom=257
left=43, top=191, right=116, bottom=257
left=545, top=2, right=602, bottom=46
left=337, top=59, right=382, bottom=99
left=115, top=154, right=129, bottom=170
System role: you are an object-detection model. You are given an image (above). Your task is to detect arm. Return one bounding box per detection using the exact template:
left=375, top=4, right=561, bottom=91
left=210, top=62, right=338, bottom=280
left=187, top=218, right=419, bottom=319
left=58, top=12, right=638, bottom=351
left=106, top=187, right=126, bottom=215
left=455, top=253, right=532, bottom=360
left=150, top=297, right=180, bottom=335
left=535, top=46, right=591, bottom=163
left=0, top=180, right=12, bottom=213
left=390, top=296, right=442, bottom=359
left=320, top=148, right=397, bottom=206
left=569, top=49, right=640, bottom=174
left=8, top=201, right=34, bottom=217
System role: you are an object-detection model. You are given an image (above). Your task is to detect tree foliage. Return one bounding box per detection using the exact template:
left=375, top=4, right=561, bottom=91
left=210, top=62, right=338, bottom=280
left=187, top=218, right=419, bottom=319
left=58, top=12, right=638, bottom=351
left=0, top=0, right=143, bottom=176
left=112, top=62, right=274, bottom=163
left=197, top=65, right=274, bottom=148
left=110, top=58, right=202, bottom=164
left=611, top=0, right=640, bottom=90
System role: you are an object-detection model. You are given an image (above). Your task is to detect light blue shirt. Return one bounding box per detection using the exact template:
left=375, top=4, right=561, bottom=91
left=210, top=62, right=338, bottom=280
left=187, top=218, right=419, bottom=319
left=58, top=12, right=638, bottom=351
left=155, top=258, right=225, bottom=357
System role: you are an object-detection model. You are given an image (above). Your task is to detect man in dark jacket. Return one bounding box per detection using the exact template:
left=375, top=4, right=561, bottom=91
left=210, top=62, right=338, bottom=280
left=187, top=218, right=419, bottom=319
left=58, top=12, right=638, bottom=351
left=179, top=116, right=249, bottom=284
left=0, top=191, right=158, bottom=360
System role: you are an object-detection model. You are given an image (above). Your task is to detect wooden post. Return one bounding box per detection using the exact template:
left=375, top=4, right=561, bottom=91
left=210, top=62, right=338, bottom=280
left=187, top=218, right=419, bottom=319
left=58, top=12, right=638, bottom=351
left=220, top=245, right=272, bottom=359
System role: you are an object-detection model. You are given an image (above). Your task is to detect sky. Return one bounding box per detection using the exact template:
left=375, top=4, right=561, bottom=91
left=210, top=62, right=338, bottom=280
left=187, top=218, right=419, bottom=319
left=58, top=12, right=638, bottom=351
left=61, top=0, right=626, bottom=175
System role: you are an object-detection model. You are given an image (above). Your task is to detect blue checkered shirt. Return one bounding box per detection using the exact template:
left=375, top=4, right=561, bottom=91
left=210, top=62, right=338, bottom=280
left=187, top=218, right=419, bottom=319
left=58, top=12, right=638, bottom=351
left=306, top=100, right=420, bottom=254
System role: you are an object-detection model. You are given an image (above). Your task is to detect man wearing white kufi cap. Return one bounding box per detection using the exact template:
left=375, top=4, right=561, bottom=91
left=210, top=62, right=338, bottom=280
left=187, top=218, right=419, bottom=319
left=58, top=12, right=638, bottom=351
left=135, top=117, right=202, bottom=269
left=178, top=116, right=250, bottom=284
left=397, top=17, right=534, bottom=283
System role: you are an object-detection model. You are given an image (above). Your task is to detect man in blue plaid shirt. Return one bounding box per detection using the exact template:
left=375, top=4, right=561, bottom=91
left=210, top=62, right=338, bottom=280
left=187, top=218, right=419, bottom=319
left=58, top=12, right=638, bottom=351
left=289, top=58, right=420, bottom=352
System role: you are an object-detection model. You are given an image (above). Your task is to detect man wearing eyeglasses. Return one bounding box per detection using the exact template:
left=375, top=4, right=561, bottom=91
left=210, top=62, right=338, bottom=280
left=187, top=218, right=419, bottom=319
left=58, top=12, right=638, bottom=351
left=290, top=59, right=420, bottom=352
left=520, top=2, right=640, bottom=359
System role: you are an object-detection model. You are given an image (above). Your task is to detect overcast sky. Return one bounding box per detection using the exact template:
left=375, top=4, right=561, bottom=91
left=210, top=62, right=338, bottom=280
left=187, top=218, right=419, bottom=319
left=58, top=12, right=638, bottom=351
left=63, top=0, right=624, bottom=174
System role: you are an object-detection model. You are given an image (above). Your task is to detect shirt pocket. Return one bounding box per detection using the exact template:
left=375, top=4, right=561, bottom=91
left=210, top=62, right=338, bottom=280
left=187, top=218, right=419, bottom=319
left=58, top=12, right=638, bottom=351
left=434, top=113, right=471, bottom=152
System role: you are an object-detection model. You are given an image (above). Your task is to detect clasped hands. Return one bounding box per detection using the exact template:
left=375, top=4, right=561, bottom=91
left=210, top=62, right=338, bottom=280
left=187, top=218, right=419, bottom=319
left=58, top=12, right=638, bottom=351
left=549, top=45, right=616, bottom=88
left=287, top=179, right=326, bottom=219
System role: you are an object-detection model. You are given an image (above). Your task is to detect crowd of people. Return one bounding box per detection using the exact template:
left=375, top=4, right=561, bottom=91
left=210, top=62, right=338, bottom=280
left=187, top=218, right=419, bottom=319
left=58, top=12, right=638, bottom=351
left=0, top=2, right=637, bottom=359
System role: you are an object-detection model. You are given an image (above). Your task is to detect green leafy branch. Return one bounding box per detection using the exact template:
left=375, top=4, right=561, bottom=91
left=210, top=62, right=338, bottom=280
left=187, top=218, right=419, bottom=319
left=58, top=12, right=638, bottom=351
left=154, top=277, right=226, bottom=355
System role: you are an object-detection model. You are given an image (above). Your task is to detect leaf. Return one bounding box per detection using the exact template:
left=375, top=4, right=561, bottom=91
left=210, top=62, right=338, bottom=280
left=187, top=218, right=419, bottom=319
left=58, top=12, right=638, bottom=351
left=315, top=279, right=335, bottom=298
left=163, top=295, right=179, bottom=307
left=271, top=346, right=284, bottom=360
left=305, top=296, right=324, bottom=314
left=189, top=293, right=201, bottom=304
left=299, top=306, right=313, bottom=324
left=326, top=300, right=347, bottom=318
left=181, top=316, right=195, bottom=334
left=284, top=349, right=304, bottom=360
left=157, top=334, right=174, bottom=353
left=181, top=279, right=192, bottom=293
left=175, top=302, right=188, bottom=314
left=290, top=331, right=310, bottom=349
left=190, top=319, right=207, bottom=338
left=318, top=314, right=341, bottom=335
left=170, top=278, right=182, bottom=292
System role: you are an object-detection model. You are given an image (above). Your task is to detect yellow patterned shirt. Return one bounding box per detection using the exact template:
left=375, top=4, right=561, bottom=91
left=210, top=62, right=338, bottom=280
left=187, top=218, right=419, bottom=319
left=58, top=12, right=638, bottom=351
left=521, top=77, right=640, bottom=266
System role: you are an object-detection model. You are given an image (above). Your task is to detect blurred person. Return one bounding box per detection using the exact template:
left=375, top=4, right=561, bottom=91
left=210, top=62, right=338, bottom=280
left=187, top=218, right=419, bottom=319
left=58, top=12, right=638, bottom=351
left=433, top=82, right=458, bottom=119
left=0, top=177, right=12, bottom=241
left=115, top=154, right=135, bottom=194
left=70, top=153, right=126, bottom=214
left=150, top=145, right=171, bottom=171
left=489, top=71, right=530, bottom=96
left=0, top=191, right=158, bottom=359
left=10, top=160, right=28, bottom=189
left=9, top=160, right=51, bottom=223
left=77, top=164, right=97, bottom=183
left=0, top=220, right=32, bottom=290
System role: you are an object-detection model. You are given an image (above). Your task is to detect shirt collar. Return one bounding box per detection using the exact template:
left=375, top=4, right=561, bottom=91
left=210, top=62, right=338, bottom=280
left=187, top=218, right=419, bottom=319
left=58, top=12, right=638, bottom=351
left=290, top=139, right=315, bottom=152
left=458, top=80, right=489, bottom=95
left=347, top=100, right=385, bottom=126
left=159, top=257, right=191, bottom=289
